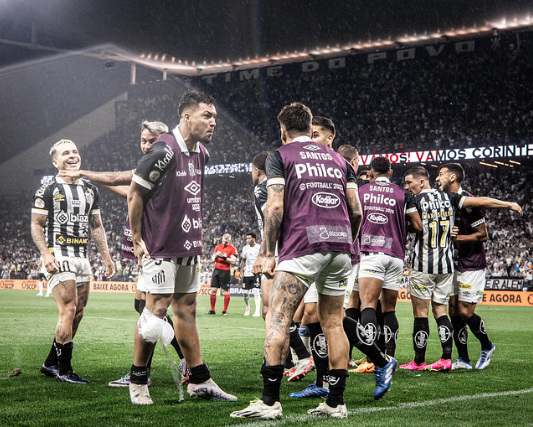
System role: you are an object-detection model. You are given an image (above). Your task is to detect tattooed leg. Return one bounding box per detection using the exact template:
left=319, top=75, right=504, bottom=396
left=53, top=279, right=78, bottom=344
left=264, top=271, right=308, bottom=366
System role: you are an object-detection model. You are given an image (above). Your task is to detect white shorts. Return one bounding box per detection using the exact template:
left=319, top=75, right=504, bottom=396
left=277, top=251, right=351, bottom=297
left=47, top=256, right=92, bottom=291
left=304, top=283, right=318, bottom=304
left=408, top=270, right=453, bottom=305
left=451, top=269, right=486, bottom=304
left=348, top=263, right=360, bottom=293
left=359, top=253, right=404, bottom=291
left=136, top=270, right=148, bottom=293
left=142, top=256, right=200, bottom=295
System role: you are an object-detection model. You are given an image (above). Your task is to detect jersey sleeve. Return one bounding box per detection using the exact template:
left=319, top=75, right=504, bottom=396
left=345, top=160, right=357, bottom=190
left=89, top=184, right=102, bottom=216
left=462, top=197, right=486, bottom=228
left=266, top=150, right=285, bottom=187
left=132, top=141, right=175, bottom=190
left=450, top=191, right=467, bottom=210
left=31, top=182, right=53, bottom=216
left=404, top=191, right=418, bottom=214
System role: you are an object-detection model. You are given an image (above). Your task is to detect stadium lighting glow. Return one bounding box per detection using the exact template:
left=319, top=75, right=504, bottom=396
left=479, top=162, right=498, bottom=168
left=509, top=160, right=521, bottom=165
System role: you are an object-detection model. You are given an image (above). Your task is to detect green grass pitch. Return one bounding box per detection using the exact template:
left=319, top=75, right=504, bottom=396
left=1, top=290, right=532, bottom=426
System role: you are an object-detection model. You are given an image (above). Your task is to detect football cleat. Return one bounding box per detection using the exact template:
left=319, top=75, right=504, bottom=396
left=179, top=359, right=189, bottom=385
left=56, top=371, right=89, bottom=384
left=129, top=383, right=153, bottom=405
left=374, top=357, right=397, bottom=400
left=451, top=358, right=472, bottom=370
left=206, top=310, right=216, bottom=315
left=287, top=357, right=314, bottom=381
left=349, top=361, right=375, bottom=373
left=424, top=358, right=452, bottom=372
left=244, top=307, right=251, bottom=316
left=221, top=311, right=227, bottom=316
left=109, top=373, right=152, bottom=387
left=475, top=343, right=495, bottom=370
left=399, top=360, right=427, bottom=370
left=40, top=364, right=60, bottom=378
left=289, top=382, right=328, bottom=398
left=308, top=402, right=348, bottom=419
left=187, top=378, right=237, bottom=401
left=230, top=399, right=282, bottom=420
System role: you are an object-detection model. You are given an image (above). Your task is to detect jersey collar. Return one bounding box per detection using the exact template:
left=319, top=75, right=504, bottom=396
left=55, top=175, right=83, bottom=186
left=374, top=177, right=390, bottom=183
left=173, top=125, right=200, bottom=155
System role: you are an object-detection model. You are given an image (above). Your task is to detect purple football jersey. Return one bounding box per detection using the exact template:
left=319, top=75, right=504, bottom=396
left=132, top=130, right=209, bottom=258
left=359, top=177, right=417, bottom=260
left=120, top=214, right=135, bottom=260
left=454, top=188, right=487, bottom=272
left=266, top=137, right=356, bottom=263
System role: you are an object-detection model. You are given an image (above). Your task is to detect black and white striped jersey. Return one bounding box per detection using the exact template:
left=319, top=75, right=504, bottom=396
left=253, top=177, right=267, bottom=239
left=32, top=176, right=101, bottom=258
left=411, top=189, right=465, bottom=274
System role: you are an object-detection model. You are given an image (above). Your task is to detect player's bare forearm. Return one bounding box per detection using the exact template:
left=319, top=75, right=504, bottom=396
left=103, top=185, right=129, bottom=199
left=89, top=215, right=111, bottom=258
left=264, top=184, right=284, bottom=256
left=346, top=189, right=362, bottom=240
left=30, top=214, right=50, bottom=257
left=66, top=169, right=133, bottom=186
left=455, top=222, right=488, bottom=243
left=127, top=184, right=146, bottom=243
left=464, top=197, right=523, bottom=216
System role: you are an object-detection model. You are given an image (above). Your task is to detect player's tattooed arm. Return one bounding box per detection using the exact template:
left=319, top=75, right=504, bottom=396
left=31, top=213, right=60, bottom=273
left=89, top=214, right=116, bottom=278
left=346, top=187, right=362, bottom=241
left=261, top=184, right=284, bottom=278
left=451, top=221, right=488, bottom=243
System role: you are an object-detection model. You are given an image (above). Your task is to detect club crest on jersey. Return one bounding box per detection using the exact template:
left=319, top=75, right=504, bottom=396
left=84, top=189, right=94, bottom=205
left=188, top=162, right=196, bottom=176
left=34, top=198, right=45, bottom=209
left=149, top=170, right=161, bottom=181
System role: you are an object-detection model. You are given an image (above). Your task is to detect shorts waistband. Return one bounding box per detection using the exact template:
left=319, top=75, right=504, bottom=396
left=362, top=251, right=381, bottom=256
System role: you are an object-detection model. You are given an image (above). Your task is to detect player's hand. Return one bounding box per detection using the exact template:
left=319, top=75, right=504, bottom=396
left=57, top=170, right=83, bottom=180
left=133, top=239, right=150, bottom=266
left=262, top=255, right=276, bottom=279
left=450, top=225, right=459, bottom=241
left=104, top=257, right=116, bottom=279
left=509, top=202, right=523, bottom=216
left=253, top=255, right=264, bottom=276
left=43, top=252, right=60, bottom=274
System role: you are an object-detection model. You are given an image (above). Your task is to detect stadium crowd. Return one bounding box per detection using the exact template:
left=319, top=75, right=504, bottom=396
left=2, top=33, right=532, bottom=288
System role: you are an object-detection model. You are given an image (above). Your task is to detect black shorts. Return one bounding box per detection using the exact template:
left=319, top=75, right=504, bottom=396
left=243, top=276, right=259, bottom=290
left=39, top=273, right=47, bottom=281
left=211, top=269, right=231, bottom=290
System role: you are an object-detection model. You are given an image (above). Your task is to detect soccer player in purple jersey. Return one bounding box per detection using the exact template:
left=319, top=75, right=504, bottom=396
left=436, top=163, right=496, bottom=370
left=231, top=103, right=395, bottom=421
left=59, top=121, right=189, bottom=387
left=358, top=156, right=422, bottom=367
left=402, top=166, right=522, bottom=372
left=127, top=91, right=236, bottom=405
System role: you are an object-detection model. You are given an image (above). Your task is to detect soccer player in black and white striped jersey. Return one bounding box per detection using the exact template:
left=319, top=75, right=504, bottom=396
left=31, top=139, right=115, bottom=384
left=401, top=166, right=522, bottom=372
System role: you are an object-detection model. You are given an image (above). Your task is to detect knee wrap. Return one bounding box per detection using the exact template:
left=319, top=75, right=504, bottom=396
left=137, top=308, right=174, bottom=347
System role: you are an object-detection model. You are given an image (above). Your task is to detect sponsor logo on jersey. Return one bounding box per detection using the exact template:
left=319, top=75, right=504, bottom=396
left=176, top=170, right=186, bottom=177
left=368, top=213, right=388, bottom=224
left=184, top=181, right=202, bottom=196
left=184, top=240, right=192, bottom=250
left=54, top=193, right=65, bottom=202
left=311, top=192, right=341, bottom=208
left=149, top=170, right=161, bottom=181
left=154, top=145, right=175, bottom=171
left=295, top=162, right=343, bottom=180
left=56, top=235, right=89, bottom=246
left=56, top=211, right=69, bottom=224
left=71, top=200, right=82, bottom=207
left=303, top=144, right=321, bottom=151
left=34, top=198, right=45, bottom=209
left=300, top=151, right=333, bottom=160
left=421, top=198, right=451, bottom=212
left=363, top=193, right=397, bottom=206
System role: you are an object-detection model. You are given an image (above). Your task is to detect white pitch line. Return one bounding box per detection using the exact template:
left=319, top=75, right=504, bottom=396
left=226, top=388, right=533, bottom=427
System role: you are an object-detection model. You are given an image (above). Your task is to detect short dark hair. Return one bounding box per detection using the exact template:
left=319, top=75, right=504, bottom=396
left=277, top=102, right=312, bottom=138
left=438, top=163, right=465, bottom=184
left=337, top=144, right=358, bottom=163
left=370, top=156, right=391, bottom=175
left=404, top=166, right=429, bottom=180
left=359, top=169, right=369, bottom=178
left=252, top=151, right=269, bottom=171
left=312, top=116, right=335, bottom=137
left=178, top=90, right=216, bottom=117
left=246, top=232, right=256, bottom=239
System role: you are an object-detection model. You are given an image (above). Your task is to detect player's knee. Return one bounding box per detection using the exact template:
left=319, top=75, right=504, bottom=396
left=137, top=308, right=174, bottom=346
